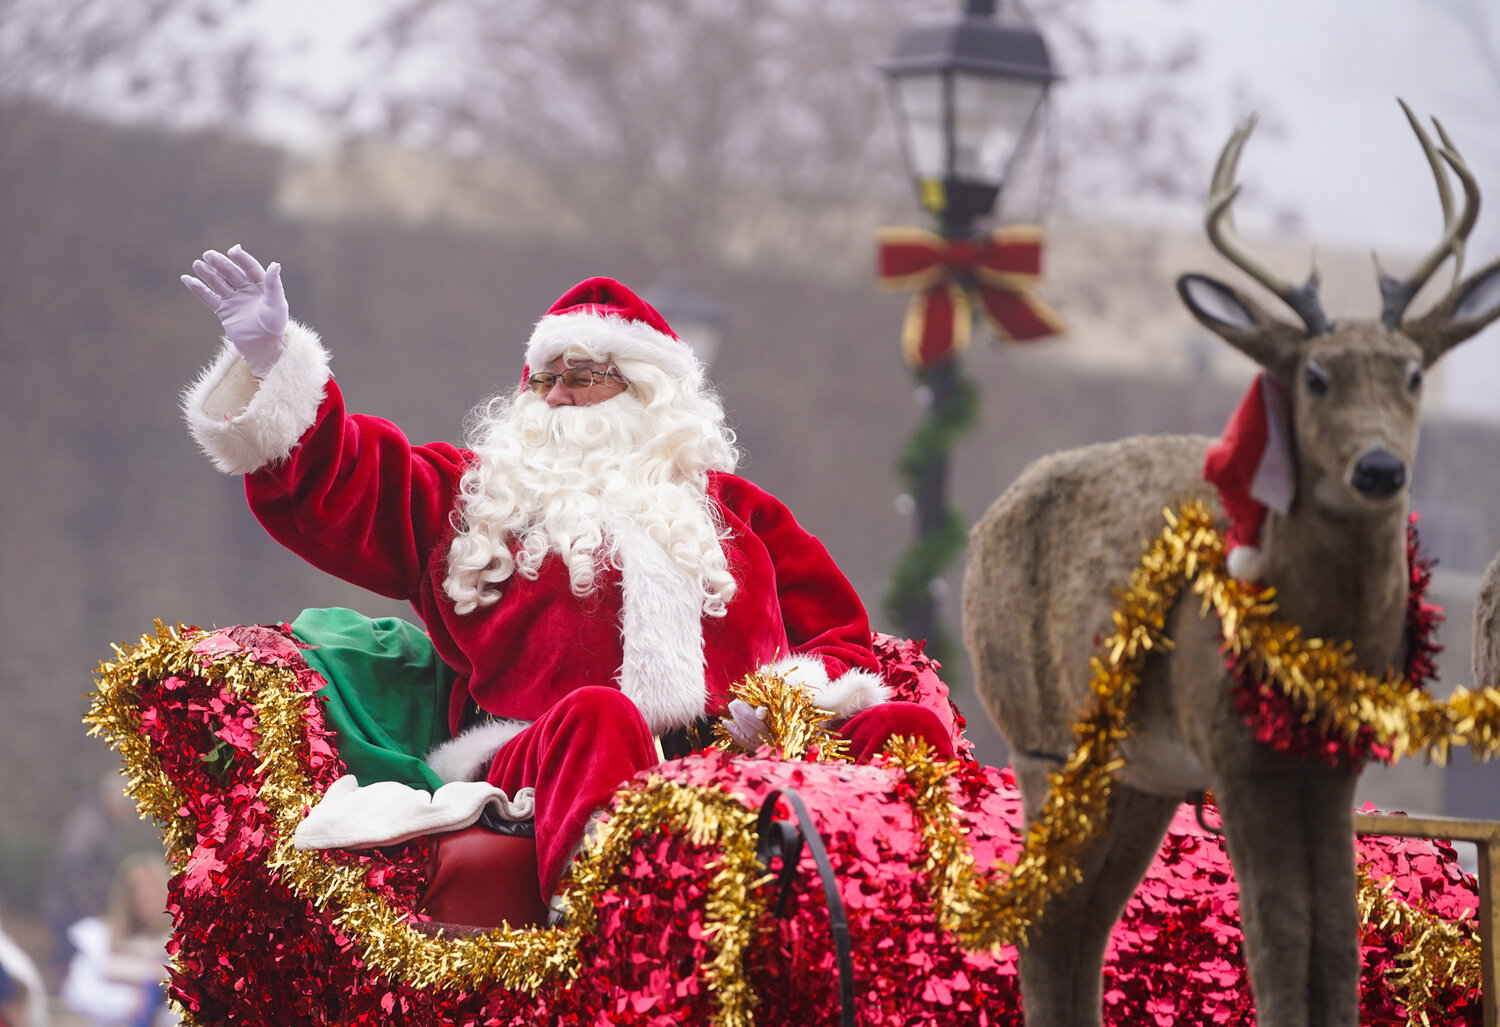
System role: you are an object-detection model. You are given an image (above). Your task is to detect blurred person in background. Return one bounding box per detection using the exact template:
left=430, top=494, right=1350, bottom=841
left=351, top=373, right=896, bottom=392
left=0, top=912, right=48, bottom=1027
left=39, top=774, right=136, bottom=989
left=59, top=854, right=176, bottom=1027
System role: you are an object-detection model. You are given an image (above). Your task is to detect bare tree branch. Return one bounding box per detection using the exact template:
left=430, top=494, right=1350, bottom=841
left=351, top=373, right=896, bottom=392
left=344, top=0, right=1221, bottom=264
left=0, top=0, right=268, bottom=129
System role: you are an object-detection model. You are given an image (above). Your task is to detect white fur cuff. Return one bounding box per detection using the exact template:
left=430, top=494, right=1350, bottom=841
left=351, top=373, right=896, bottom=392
left=293, top=774, right=535, bottom=850
left=426, top=718, right=530, bottom=783
left=181, top=320, right=332, bottom=474
left=765, top=655, right=888, bottom=719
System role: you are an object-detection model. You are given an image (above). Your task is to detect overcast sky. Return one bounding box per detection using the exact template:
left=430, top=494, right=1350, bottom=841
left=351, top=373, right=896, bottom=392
left=1095, top=0, right=1498, bottom=253
left=1088, top=0, right=1500, bottom=418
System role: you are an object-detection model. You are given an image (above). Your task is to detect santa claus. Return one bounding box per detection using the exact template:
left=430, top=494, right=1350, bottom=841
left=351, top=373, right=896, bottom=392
left=179, top=245, right=955, bottom=909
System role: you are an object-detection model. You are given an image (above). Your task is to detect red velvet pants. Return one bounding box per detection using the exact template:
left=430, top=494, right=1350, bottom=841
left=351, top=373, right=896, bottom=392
left=483, top=688, right=959, bottom=904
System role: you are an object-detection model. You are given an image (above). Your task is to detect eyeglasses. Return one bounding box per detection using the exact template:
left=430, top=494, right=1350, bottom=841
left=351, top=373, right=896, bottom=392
left=526, top=367, right=629, bottom=394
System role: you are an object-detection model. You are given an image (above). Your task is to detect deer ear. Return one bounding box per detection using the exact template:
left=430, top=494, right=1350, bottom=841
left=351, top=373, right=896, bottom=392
left=1177, top=273, right=1304, bottom=378
left=1404, top=257, right=1500, bottom=366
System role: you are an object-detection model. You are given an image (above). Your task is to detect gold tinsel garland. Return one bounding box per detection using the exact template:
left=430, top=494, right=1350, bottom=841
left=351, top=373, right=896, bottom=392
left=710, top=664, right=853, bottom=762
left=85, top=625, right=197, bottom=863
left=886, top=738, right=970, bottom=900
left=1187, top=518, right=1500, bottom=765
left=881, top=736, right=1484, bottom=1027
left=559, top=775, right=772, bottom=1027
left=1358, top=867, right=1483, bottom=1020
left=896, top=503, right=1210, bottom=952
left=90, top=506, right=1500, bottom=1027
left=87, top=624, right=772, bottom=1025
left=881, top=502, right=1492, bottom=1023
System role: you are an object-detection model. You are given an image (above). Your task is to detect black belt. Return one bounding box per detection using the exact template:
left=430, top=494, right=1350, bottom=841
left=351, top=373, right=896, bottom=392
left=657, top=715, right=718, bottom=760
left=476, top=806, right=536, bottom=838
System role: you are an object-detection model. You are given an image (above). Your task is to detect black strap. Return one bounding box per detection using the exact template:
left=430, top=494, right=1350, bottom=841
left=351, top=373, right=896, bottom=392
left=756, top=788, right=856, bottom=1026
left=657, top=715, right=719, bottom=760
left=1189, top=791, right=1223, bottom=836
left=474, top=805, right=536, bottom=838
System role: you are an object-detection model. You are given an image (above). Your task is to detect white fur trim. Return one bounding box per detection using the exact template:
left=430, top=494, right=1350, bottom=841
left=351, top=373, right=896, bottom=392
left=765, top=653, right=831, bottom=695
left=426, top=718, right=530, bottom=783
left=526, top=310, right=697, bottom=380
left=616, top=525, right=707, bottom=734
left=1226, top=544, right=1267, bottom=582
left=181, top=320, right=332, bottom=475
left=766, top=654, right=889, bottom=718
left=814, top=669, right=889, bottom=717
left=1250, top=374, right=1295, bottom=515
left=293, top=774, right=536, bottom=850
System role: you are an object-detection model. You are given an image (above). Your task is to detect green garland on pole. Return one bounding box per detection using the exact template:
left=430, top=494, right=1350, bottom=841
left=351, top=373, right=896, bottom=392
left=884, top=359, right=979, bottom=670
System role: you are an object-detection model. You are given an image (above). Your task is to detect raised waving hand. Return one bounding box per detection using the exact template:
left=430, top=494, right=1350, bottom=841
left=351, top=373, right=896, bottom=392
left=182, top=245, right=289, bottom=376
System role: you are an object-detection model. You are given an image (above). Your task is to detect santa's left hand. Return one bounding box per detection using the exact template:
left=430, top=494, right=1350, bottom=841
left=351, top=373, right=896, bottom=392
left=722, top=699, right=772, bottom=751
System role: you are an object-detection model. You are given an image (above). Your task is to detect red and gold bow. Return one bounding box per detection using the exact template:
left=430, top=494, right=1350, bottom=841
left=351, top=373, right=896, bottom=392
left=876, top=225, right=1065, bottom=368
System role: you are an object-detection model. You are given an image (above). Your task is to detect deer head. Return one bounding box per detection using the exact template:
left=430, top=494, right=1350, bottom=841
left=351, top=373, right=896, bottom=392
left=1177, top=102, right=1500, bottom=518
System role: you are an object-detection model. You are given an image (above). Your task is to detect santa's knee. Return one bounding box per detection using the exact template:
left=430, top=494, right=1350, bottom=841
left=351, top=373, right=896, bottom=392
left=841, top=701, right=956, bottom=762
left=553, top=685, right=641, bottom=721
left=548, top=687, right=654, bottom=749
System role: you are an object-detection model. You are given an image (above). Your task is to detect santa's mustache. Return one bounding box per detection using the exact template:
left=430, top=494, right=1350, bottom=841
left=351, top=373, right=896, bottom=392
left=507, top=392, right=650, bottom=458
left=444, top=375, right=738, bottom=616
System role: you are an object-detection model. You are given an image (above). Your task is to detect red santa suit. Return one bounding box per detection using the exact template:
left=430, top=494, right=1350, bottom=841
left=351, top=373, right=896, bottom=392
left=183, top=278, right=954, bottom=901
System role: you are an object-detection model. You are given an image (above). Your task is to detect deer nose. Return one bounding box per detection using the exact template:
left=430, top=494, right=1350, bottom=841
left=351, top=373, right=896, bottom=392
left=1350, top=449, right=1407, bottom=498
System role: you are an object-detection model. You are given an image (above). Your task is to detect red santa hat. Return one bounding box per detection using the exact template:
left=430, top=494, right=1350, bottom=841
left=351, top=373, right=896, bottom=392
left=1202, top=371, right=1295, bottom=580
left=524, top=276, right=698, bottom=382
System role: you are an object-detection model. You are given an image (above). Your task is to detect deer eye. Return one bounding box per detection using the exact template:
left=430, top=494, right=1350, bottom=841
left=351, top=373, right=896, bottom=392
left=1406, top=359, right=1423, bottom=393
left=1304, top=360, right=1330, bottom=397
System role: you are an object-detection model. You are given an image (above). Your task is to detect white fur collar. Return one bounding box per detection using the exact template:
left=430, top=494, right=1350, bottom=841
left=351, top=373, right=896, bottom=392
left=615, top=524, right=707, bottom=734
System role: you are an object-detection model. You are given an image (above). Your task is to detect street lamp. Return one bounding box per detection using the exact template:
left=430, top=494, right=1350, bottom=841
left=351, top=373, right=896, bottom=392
left=643, top=271, right=728, bottom=373
left=877, top=0, right=1060, bottom=664
left=882, top=0, right=1059, bottom=236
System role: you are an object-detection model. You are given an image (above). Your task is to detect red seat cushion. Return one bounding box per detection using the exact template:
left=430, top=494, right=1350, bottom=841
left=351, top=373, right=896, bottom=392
left=420, top=827, right=548, bottom=929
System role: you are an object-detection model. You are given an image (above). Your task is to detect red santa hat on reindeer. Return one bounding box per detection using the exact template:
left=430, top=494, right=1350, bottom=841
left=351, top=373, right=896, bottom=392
left=1203, top=371, right=1295, bottom=581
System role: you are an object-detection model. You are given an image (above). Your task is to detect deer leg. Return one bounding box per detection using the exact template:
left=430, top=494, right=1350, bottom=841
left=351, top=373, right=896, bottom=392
left=1304, top=767, right=1361, bottom=1026
left=1012, top=755, right=1181, bottom=1027
left=1213, top=768, right=1361, bottom=1027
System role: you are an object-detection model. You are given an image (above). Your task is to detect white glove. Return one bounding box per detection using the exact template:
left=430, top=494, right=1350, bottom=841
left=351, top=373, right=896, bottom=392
left=722, top=699, right=772, bottom=752
left=182, top=245, right=289, bottom=376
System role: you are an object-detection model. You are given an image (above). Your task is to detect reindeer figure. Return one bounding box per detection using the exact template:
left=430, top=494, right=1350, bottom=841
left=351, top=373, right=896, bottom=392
left=1477, top=553, right=1500, bottom=691
left=962, top=104, right=1500, bottom=1027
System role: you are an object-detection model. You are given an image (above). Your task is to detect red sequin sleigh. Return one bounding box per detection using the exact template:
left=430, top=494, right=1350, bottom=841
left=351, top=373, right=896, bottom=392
left=88, top=622, right=1484, bottom=1027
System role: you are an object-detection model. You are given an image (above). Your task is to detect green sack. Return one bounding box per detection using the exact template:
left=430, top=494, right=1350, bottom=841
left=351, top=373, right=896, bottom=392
left=290, top=607, right=455, bottom=791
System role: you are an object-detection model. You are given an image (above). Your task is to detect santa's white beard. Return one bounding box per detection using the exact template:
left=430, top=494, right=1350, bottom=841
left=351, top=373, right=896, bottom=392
left=443, top=387, right=737, bottom=616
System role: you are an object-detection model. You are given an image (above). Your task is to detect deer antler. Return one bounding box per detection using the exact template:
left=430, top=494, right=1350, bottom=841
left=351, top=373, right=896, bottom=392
left=1376, top=99, right=1481, bottom=326
left=1204, top=115, right=1330, bottom=335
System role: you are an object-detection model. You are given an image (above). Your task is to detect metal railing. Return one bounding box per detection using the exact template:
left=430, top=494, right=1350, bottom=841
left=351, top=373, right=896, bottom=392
left=1354, top=811, right=1500, bottom=1027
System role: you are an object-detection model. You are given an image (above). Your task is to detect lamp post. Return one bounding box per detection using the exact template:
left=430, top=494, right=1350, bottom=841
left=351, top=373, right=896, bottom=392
left=644, top=271, right=728, bottom=373
left=879, top=0, right=1059, bottom=663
